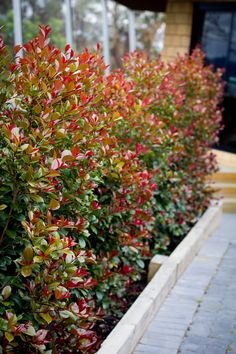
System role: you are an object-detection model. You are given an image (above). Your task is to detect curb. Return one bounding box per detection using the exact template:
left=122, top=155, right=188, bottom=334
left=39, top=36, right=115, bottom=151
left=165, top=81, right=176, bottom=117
left=96, top=201, right=222, bottom=354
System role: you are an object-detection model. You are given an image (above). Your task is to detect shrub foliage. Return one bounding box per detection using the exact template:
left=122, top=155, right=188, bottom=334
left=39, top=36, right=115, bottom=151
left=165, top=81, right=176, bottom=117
left=0, top=27, right=223, bottom=352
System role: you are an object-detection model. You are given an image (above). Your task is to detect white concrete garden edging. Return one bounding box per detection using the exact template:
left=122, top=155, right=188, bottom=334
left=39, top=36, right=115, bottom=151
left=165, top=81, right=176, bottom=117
left=97, top=200, right=223, bottom=354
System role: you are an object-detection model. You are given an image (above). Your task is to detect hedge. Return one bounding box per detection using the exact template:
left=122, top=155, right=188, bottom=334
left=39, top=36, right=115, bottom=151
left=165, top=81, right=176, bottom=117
left=0, top=26, right=223, bottom=353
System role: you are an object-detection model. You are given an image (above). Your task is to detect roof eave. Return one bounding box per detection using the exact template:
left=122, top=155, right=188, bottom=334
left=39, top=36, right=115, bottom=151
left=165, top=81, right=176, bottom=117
left=114, top=0, right=167, bottom=12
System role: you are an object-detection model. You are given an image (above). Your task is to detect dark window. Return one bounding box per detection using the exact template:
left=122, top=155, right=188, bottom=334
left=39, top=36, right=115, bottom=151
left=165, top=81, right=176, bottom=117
left=191, top=3, right=236, bottom=151
left=201, top=11, right=236, bottom=95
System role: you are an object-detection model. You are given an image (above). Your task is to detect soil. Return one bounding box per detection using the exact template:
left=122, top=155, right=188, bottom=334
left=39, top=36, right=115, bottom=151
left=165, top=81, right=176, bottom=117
left=94, top=275, right=147, bottom=341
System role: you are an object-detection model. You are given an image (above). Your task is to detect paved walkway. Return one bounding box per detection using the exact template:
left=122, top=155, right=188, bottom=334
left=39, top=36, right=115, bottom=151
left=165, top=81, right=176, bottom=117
left=133, top=213, right=236, bottom=354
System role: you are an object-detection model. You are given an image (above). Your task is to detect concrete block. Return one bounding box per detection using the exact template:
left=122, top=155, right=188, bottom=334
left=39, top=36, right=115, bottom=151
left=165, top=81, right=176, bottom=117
left=148, top=254, right=169, bottom=282
left=170, top=202, right=222, bottom=278
left=97, top=324, right=135, bottom=354
left=143, top=260, right=177, bottom=313
left=118, top=296, right=155, bottom=347
left=196, top=201, right=222, bottom=236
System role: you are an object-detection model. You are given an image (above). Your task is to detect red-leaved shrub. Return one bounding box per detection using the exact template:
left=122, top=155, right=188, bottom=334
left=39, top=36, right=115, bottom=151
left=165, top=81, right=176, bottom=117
left=105, top=50, right=223, bottom=251
left=0, top=27, right=223, bottom=352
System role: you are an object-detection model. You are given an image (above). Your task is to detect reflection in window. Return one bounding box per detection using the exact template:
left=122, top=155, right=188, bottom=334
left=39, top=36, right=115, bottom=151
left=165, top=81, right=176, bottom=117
left=135, top=11, right=165, bottom=56
left=202, top=12, right=231, bottom=67
left=201, top=11, right=236, bottom=95
left=228, top=14, right=236, bottom=94
left=0, top=0, right=14, bottom=47
left=71, top=0, right=103, bottom=53
left=21, top=0, right=66, bottom=49
left=107, top=1, right=129, bottom=68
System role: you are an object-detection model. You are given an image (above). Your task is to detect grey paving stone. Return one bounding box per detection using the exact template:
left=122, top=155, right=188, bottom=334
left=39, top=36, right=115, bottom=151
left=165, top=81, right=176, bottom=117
left=179, top=351, right=204, bottom=354
left=157, top=305, right=197, bottom=317
left=134, top=344, right=161, bottom=353
left=186, top=321, right=212, bottom=337
left=182, top=334, right=209, bottom=344
left=145, top=326, right=186, bottom=337
left=204, top=345, right=227, bottom=354
left=198, top=239, right=229, bottom=259
left=209, top=332, right=236, bottom=343
left=195, top=303, right=222, bottom=314
left=226, top=342, right=236, bottom=354
left=135, top=343, right=178, bottom=354
left=149, top=322, right=189, bottom=334
left=140, top=333, right=182, bottom=348
left=132, top=214, right=236, bottom=354
left=156, top=308, right=194, bottom=320
left=206, top=336, right=236, bottom=349
left=160, top=298, right=198, bottom=308
left=179, top=341, right=206, bottom=353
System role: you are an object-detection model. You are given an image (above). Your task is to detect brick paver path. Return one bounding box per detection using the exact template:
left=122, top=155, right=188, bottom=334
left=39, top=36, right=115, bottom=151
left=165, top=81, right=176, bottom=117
left=133, top=213, right=236, bottom=354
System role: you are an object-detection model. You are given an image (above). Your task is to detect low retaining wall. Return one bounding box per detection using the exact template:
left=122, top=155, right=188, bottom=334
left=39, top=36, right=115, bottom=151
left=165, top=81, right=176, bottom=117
left=97, top=201, right=222, bottom=354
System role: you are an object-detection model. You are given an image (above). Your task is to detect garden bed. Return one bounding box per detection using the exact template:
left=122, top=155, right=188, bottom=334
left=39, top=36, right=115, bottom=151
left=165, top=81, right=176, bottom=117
left=97, top=201, right=222, bottom=354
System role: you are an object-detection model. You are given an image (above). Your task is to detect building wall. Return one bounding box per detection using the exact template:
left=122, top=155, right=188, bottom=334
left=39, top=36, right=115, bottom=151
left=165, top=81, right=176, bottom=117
left=162, top=0, right=193, bottom=61
left=162, top=0, right=236, bottom=61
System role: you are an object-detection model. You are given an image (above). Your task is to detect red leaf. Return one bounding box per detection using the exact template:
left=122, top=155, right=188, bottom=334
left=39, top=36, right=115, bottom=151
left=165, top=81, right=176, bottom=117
left=65, top=43, right=71, bottom=52
left=91, top=201, right=101, bottom=210
left=79, top=92, right=87, bottom=105
left=14, top=45, right=22, bottom=55
left=8, top=63, right=18, bottom=73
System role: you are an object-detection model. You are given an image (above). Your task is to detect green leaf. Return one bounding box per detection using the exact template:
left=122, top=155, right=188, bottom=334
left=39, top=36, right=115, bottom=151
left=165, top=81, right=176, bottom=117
left=5, top=332, right=14, bottom=342
left=40, top=313, right=53, bottom=324
left=78, top=238, right=86, bottom=248
left=49, top=199, right=60, bottom=210
left=1, top=286, right=11, bottom=299
left=24, top=325, right=36, bottom=336
left=96, top=291, right=103, bottom=301
left=20, top=144, right=29, bottom=151
left=21, top=266, right=32, bottom=277
left=90, top=226, right=97, bottom=235
left=31, top=195, right=44, bottom=203
left=59, top=310, right=76, bottom=320
left=136, top=259, right=145, bottom=268
left=0, top=318, right=7, bottom=331
left=6, top=229, right=17, bottom=238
